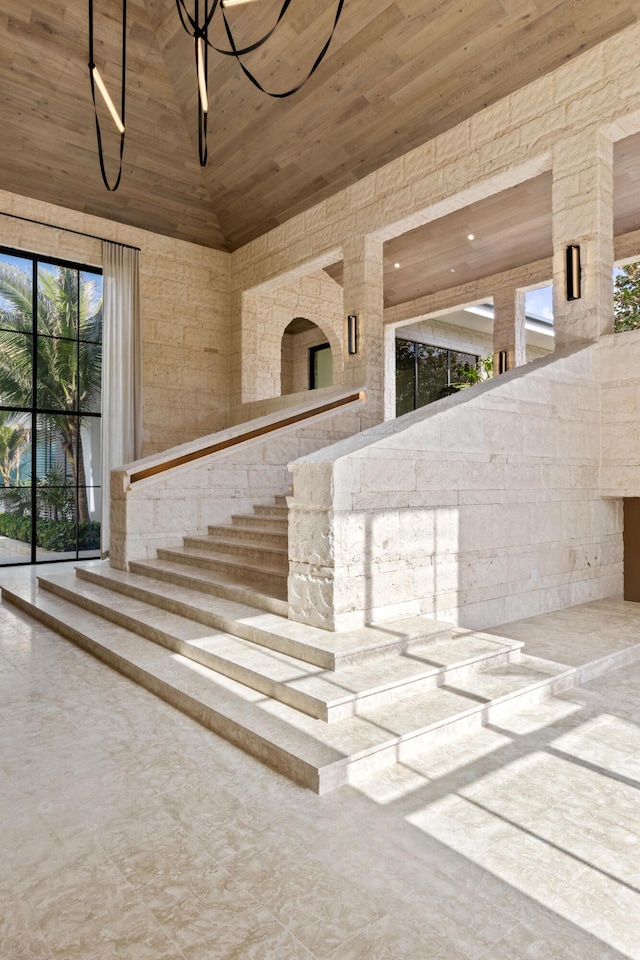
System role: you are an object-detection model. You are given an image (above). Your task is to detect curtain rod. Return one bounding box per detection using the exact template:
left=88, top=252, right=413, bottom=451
left=0, top=210, right=141, bottom=252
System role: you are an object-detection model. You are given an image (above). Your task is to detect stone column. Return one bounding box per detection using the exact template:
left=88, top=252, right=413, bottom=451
left=493, top=288, right=527, bottom=372
left=342, top=234, right=385, bottom=427
left=552, top=127, right=614, bottom=347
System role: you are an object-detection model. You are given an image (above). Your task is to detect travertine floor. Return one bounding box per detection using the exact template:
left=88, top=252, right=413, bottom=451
left=2, top=565, right=640, bottom=959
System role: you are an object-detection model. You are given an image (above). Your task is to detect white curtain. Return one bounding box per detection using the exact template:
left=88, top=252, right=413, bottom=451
left=101, top=242, right=142, bottom=557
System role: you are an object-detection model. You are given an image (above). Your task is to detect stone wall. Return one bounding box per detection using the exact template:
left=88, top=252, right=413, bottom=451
left=110, top=393, right=365, bottom=567
left=0, top=190, right=230, bottom=457
left=238, top=270, right=343, bottom=408
left=600, top=329, right=640, bottom=497
left=288, top=343, right=622, bottom=631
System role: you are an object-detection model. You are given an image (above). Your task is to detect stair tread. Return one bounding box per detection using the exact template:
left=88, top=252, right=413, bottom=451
left=69, top=560, right=463, bottom=666
left=40, top=571, right=520, bottom=709
left=211, top=523, right=287, bottom=537
left=2, top=582, right=574, bottom=782
left=184, top=535, right=288, bottom=556
left=131, top=557, right=288, bottom=610
left=158, top=546, right=288, bottom=575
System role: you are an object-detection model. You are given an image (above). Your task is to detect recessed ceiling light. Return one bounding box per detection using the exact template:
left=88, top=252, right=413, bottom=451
left=467, top=233, right=475, bottom=240
left=450, top=268, right=456, bottom=273
left=394, top=262, right=400, bottom=269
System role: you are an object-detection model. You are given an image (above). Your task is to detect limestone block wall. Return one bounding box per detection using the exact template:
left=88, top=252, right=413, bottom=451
left=0, top=190, right=230, bottom=457
left=600, top=329, right=640, bottom=497
left=238, top=270, right=343, bottom=408
left=288, top=344, right=622, bottom=631
left=110, top=394, right=365, bottom=567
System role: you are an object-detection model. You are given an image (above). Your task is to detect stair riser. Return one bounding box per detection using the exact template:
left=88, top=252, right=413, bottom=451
left=156, top=549, right=288, bottom=591
left=128, top=561, right=288, bottom=616
left=208, top=525, right=288, bottom=548
left=183, top=538, right=288, bottom=565
left=2, top=588, right=320, bottom=792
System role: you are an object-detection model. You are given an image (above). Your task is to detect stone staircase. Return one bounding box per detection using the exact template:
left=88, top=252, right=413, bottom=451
left=2, top=495, right=581, bottom=794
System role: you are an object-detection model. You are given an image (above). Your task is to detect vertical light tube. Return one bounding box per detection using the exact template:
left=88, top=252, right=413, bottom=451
left=197, top=37, right=208, bottom=114
left=92, top=67, right=125, bottom=134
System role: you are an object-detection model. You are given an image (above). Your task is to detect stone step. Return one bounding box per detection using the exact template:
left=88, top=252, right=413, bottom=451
left=1, top=581, right=576, bottom=794
left=207, top=523, right=287, bottom=549
left=252, top=504, right=289, bottom=518
left=73, top=561, right=455, bottom=669
left=38, top=572, right=521, bottom=721
left=129, top=557, right=288, bottom=614
left=182, top=534, right=288, bottom=566
left=230, top=514, right=288, bottom=532
left=156, top=546, right=288, bottom=594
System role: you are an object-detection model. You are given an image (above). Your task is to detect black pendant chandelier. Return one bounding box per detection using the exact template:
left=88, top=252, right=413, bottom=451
left=88, top=0, right=344, bottom=190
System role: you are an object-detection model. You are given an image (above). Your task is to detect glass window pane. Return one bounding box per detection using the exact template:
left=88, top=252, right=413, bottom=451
left=0, top=253, right=33, bottom=334
left=79, top=487, right=101, bottom=557
left=416, top=344, right=449, bottom=407
left=37, top=263, right=78, bottom=339
left=395, top=339, right=415, bottom=417
left=79, top=339, right=102, bottom=413
left=0, top=331, right=33, bottom=407
left=35, top=414, right=76, bottom=484
left=0, top=480, right=32, bottom=563
left=80, top=419, right=102, bottom=488
left=311, top=345, right=333, bottom=389
left=0, top=413, right=32, bottom=487
left=35, top=488, right=77, bottom=561
left=80, top=271, right=103, bottom=343
left=0, top=253, right=102, bottom=566
left=36, top=336, right=78, bottom=411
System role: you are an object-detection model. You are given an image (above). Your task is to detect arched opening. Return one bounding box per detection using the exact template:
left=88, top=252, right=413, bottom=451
left=281, top=318, right=334, bottom=396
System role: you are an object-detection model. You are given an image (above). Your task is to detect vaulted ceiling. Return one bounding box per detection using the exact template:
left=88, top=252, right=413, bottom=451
left=2, top=0, right=640, bottom=254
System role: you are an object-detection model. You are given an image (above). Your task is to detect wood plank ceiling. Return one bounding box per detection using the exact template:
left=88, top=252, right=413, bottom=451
left=1, top=0, right=640, bottom=260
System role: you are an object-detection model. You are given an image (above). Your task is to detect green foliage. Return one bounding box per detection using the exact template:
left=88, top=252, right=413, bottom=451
left=614, top=263, right=640, bottom=332
left=0, top=512, right=100, bottom=551
left=0, top=513, right=31, bottom=542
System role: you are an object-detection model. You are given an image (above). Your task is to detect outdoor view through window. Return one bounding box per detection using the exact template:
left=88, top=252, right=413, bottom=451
left=0, top=248, right=102, bottom=565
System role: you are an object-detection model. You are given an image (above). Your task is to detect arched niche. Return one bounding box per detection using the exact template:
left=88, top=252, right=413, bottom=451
left=281, top=318, right=337, bottom=395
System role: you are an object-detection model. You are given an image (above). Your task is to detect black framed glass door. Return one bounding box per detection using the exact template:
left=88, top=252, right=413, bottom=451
left=0, top=247, right=102, bottom=565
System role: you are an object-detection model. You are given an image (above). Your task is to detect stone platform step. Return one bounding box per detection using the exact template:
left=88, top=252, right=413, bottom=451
left=230, top=513, right=287, bottom=531
left=207, top=523, right=287, bottom=549
left=38, top=570, right=521, bottom=721
left=129, top=557, right=288, bottom=615
left=182, top=534, right=288, bottom=566
left=72, top=562, right=454, bottom=669
left=155, top=545, right=288, bottom=594
left=2, top=580, right=575, bottom=794
left=252, top=503, right=288, bottom=518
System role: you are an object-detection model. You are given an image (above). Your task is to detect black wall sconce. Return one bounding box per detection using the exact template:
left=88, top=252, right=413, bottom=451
left=497, top=350, right=509, bottom=375
left=347, top=314, right=359, bottom=355
left=566, top=244, right=581, bottom=301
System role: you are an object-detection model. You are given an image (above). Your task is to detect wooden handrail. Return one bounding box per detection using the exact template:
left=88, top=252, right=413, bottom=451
left=129, top=391, right=365, bottom=484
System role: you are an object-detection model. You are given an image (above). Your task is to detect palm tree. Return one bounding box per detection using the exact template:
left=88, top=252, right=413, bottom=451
left=0, top=262, right=102, bottom=524
left=0, top=410, right=30, bottom=487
